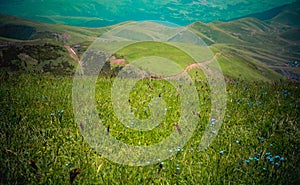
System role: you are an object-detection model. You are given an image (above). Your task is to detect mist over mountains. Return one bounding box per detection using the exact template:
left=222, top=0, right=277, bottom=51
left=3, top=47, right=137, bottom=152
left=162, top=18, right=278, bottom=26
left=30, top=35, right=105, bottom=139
left=0, top=0, right=297, bottom=27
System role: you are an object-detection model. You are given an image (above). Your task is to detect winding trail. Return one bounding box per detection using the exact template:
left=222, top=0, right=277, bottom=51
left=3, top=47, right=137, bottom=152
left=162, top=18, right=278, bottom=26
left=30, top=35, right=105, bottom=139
left=164, top=52, right=222, bottom=80
left=64, top=45, right=82, bottom=66
left=185, top=52, right=221, bottom=70
left=65, top=45, right=222, bottom=79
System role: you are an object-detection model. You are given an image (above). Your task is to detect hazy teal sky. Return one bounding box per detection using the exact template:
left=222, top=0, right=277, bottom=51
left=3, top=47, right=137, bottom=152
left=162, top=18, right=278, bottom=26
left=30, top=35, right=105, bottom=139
left=0, top=0, right=296, bottom=27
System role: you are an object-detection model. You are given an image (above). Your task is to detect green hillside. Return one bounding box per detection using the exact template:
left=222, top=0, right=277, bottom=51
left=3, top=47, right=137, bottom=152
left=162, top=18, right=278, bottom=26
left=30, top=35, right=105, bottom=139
left=0, top=39, right=76, bottom=75
left=0, top=14, right=117, bottom=75
left=188, top=7, right=300, bottom=81
left=112, top=41, right=283, bottom=82
left=0, top=14, right=111, bottom=43
left=0, top=10, right=299, bottom=81
left=0, top=3, right=300, bottom=185
left=270, top=1, right=300, bottom=26
left=189, top=21, right=242, bottom=45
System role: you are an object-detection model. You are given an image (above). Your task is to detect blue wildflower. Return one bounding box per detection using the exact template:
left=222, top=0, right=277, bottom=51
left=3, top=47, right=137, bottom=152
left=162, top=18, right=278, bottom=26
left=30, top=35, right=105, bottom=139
left=275, top=162, right=280, bottom=167
left=275, top=155, right=280, bottom=159
left=262, top=167, right=267, bottom=171
left=235, top=140, right=240, bottom=144
left=245, top=159, right=250, bottom=163
left=257, top=154, right=261, bottom=157
left=282, top=89, right=289, bottom=97
left=176, top=166, right=180, bottom=173
left=175, top=164, right=180, bottom=172
left=247, top=102, right=254, bottom=107
left=259, top=137, right=264, bottom=142
left=65, top=162, right=71, bottom=167
left=24, top=151, right=29, bottom=157
left=280, top=157, right=285, bottom=161
left=219, top=150, right=224, bottom=155
left=237, top=100, right=242, bottom=105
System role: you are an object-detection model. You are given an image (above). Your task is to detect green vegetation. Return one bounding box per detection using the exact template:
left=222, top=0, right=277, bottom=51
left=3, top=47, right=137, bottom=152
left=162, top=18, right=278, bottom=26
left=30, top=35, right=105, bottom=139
left=0, top=72, right=299, bottom=184
left=0, top=14, right=112, bottom=43
left=210, top=45, right=285, bottom=81
left=115, top=41, right=195, bottom=68
left=1, top=7, right=299, bottom=80
left=0, top=4, right=299, bottom=184
left=114, top=41, right=283, bottom=81
left=0, top=39, right=76, bottom=75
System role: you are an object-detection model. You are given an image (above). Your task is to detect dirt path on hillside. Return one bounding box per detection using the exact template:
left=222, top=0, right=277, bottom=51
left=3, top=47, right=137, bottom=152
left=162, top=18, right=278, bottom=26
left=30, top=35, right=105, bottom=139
left=164, top=52, right=222, bottom=80
left=64, top=45, right=82, bottom=66
left=65, top=46, right=221, bottom=78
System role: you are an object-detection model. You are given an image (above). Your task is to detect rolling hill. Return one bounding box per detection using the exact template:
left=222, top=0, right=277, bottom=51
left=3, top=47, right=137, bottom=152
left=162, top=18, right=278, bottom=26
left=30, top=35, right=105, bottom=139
left=0, top=2, right=299, bottom=81
left=0, top=14, right=113, bottom=43
left=187, top=1, right=300, bottom=81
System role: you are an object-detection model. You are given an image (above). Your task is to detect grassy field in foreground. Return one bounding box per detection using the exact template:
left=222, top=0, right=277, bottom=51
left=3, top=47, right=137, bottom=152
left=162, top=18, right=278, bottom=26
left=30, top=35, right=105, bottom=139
left=0, top=72, right=299, bottom=184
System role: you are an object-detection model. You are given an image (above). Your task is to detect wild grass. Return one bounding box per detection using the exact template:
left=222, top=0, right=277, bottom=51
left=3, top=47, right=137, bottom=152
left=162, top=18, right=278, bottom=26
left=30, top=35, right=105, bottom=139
left=0, top=72, right=299, bottom=184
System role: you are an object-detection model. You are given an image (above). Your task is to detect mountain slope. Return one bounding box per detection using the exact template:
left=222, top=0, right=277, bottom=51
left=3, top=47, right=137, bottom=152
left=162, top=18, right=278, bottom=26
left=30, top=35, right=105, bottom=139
left=228, top=1, right=300, bottom=26
left=187, top=3, right=300, bottom=81
left=0, top=10, right=299, bottom=81
left=0, top=14, right=112, bottom=43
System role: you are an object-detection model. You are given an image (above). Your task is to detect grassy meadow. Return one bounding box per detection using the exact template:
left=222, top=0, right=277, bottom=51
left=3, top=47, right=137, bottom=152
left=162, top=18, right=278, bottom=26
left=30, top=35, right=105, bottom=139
left=0, top=8, right=299, bottom=184
left=0, top=69, right=299, bottom=184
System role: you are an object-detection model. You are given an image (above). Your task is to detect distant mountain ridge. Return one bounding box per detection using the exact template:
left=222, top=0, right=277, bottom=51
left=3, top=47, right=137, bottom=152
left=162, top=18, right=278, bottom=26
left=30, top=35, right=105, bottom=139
left=229, top=0, right=300, bottom=26
left=0, top=2, right=299, bottom=81
left=228, top=4, right=290, bottom=22
left=0, top=0, right=296, bottom=27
